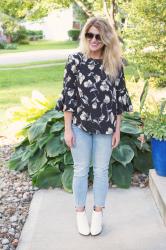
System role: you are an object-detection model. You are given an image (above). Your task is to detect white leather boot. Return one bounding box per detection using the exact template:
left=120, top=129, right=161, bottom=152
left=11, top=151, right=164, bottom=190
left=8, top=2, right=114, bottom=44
left=90, top=209, right=103, bottom=235
left=76, top=210, right=90, bottom=235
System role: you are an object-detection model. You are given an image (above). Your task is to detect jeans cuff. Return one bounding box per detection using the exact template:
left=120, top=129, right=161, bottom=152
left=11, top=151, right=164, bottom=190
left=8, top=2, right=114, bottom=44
left=93, top=205, right=105, bottom=210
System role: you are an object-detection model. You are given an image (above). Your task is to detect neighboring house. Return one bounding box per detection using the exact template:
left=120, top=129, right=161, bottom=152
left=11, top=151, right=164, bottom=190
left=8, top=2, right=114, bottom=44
left=22, top=7, right=73, bottom=41
left=0, top=24, right=7, bottom=42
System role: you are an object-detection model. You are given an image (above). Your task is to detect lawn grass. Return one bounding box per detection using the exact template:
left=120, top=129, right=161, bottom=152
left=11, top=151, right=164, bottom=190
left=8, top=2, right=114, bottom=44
left=0, top=64, right=65, bottom=109
left=0, top=40, right=79, bottom=54
left=0, top=63, right=66, bottom=129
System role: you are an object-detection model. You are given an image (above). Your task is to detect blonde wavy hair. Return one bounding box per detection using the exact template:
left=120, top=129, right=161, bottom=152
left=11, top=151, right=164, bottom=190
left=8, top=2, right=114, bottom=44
left=79, top=16, right=123, bottom=80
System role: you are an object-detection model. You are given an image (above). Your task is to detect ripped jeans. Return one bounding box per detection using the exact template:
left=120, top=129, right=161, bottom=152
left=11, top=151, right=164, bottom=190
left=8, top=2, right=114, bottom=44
left=70, top=124, right=113, bottom=210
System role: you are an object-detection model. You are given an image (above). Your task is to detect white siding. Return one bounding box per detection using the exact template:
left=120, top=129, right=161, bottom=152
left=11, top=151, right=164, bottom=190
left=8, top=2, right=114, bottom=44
left=22, top=7, right=73, bottom=41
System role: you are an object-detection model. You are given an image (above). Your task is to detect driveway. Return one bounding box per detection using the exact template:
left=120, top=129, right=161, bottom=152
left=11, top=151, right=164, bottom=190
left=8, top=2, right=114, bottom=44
left=0, top=49, right=78, bottom=65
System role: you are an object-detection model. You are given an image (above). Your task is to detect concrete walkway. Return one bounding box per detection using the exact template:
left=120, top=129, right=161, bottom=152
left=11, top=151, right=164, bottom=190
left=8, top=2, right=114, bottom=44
left=17, top=186, right=166, bottom=250
left=0, top=49, right=78, bottom=65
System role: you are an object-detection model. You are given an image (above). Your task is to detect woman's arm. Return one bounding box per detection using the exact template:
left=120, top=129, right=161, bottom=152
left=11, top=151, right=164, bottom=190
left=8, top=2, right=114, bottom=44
left=64, top=111, right=75, bottom=148
left=112, top=114, right=121, bottom=149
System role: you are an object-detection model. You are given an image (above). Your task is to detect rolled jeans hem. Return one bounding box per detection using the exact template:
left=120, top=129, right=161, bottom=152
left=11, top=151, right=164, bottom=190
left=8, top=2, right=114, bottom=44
left=93, top=205, right=105, bottom=209
left=75, top=205, right=85, bottom=209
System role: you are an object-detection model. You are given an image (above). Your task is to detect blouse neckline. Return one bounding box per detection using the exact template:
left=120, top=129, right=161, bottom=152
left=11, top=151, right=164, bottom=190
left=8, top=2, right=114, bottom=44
left=79, top=52, right=103, bottom=62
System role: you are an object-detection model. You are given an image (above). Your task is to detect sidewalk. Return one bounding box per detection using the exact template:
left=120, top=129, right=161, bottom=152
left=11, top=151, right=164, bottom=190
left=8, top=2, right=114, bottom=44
left=17, top=186, right=166, bottom=250
left=0, top=49, right=78, bottom=65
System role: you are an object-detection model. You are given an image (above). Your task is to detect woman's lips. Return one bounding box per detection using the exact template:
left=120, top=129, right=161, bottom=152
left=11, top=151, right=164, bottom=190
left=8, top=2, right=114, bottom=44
left=91, top=44, right=98, bottom=46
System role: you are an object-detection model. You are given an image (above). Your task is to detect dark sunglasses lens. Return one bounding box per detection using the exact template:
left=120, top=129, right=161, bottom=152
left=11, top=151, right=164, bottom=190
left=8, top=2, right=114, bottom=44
left=85, top=32, right=101, bottom=41
left=95, top=34, right=101, bottom=41
left=85, top=33, right=93, bottom=39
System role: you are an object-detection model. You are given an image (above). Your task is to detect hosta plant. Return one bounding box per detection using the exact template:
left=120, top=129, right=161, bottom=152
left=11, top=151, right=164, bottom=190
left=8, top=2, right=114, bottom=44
left=8, top=110, right=153, bottom=192
left=8, top=81, right=153, bottom=192
left=6, top=90, right=56, bottom=137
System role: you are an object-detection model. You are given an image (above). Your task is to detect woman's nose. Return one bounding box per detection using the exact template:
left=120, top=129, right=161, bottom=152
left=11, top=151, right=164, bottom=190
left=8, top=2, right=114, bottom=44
left=91, top=36, right=97, bottom=42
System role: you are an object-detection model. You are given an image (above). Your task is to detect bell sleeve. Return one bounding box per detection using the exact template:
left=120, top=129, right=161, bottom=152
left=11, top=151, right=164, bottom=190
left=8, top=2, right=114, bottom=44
left=55, top=54, right=78, bottom=112
left=115, top=66, right=133, bottom=115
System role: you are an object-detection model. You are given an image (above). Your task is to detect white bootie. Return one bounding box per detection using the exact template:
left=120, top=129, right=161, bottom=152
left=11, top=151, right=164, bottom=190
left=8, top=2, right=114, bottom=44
left=90, top=209, right=103, bottom=236
left=76, top=210, right=90, bottom=235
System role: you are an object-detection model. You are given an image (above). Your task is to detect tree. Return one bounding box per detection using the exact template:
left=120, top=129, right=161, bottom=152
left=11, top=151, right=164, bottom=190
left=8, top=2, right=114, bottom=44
left=0, top=0, right=74, bottom=41
left=122, top=0, right=166, bottom=85
left=0, top=0, right=73, bottom=21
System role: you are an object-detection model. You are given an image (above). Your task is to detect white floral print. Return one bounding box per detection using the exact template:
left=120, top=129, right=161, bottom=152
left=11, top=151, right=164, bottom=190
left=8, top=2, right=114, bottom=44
left=55, top=52, right=133, bottom=134
left=104, top=95, right=110, bottom=104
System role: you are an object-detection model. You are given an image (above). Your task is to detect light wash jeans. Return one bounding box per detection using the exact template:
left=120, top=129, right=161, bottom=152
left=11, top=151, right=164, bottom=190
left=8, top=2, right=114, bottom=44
left=70, top=124, right=113, bottom=210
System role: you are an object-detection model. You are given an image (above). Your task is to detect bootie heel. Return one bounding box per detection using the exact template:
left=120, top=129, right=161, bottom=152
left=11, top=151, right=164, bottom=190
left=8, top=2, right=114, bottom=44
left=76, top=210, right=90, bottom=235
left=90, top=210, right=103, bottom=236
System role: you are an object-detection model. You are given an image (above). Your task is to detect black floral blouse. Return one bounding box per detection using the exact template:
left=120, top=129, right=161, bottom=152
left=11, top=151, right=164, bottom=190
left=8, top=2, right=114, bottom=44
left=55, top=52, right=133, bottom=134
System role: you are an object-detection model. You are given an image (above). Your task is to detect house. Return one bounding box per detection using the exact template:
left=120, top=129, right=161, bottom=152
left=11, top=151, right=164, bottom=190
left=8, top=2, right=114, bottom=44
left=22, top=6, right=74, bottom=41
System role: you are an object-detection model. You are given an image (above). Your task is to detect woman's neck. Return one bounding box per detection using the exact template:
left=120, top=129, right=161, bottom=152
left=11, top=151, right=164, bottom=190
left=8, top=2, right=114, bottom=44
left=89, top=51, right=103, bottom=59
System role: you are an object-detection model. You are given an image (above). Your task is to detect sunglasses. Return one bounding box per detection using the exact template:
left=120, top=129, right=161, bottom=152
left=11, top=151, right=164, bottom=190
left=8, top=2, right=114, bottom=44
left=85, top=32, right=102, bottom=41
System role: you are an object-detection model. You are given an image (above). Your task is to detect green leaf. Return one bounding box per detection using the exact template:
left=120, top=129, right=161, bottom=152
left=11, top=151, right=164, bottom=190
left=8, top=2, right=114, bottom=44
left=28, top=121, right=47, bottom=142
left=50, top=122, right=64, bottom=133
left=45, top=135, right=67, bottom=157
left=21, top=143, right=39, bottom=162
left=15, top=137, right=29, bottom=149
left=8, top=155, right=28, bottom=171
left=64, top=151, right=73, bottom=165
left=123, top=112, right=141, bottom=121
left=120, top=136, right=138, bottom=157
left=28, top=149, right=47, bottom=175
left=37, top=133, right=54, bottom=149
left=33, top=165, right=63, bottom=188
left=61, top=166, right=74, bottom=193
left=112, top=144, right=134, bottom=166
left=111, top=162, right=133, bottom=188
left=108, top=163, right=112, bottom=181
left=48, top=156, right=64, bottom=166
left=133, top=150, right=153, bottom=174
left=8, top=147, right=28, bottom=171
left=120, top=121, right=141, bottom=135
left=88, top=166, right=94, bottom=184
left=39, top=110, right=64, bottom=123
left=132, top=138, right=151, bottom=151
left=60, top=131, right=64, bottom=142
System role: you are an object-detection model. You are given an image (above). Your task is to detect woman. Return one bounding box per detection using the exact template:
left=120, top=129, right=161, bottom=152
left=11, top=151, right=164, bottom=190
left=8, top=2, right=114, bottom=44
left=55, top=16, right=133, bottom=236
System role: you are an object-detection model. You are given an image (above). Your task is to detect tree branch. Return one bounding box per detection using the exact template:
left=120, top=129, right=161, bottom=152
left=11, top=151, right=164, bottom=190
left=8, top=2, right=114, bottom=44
left=74, top=0, right=93, bottom=17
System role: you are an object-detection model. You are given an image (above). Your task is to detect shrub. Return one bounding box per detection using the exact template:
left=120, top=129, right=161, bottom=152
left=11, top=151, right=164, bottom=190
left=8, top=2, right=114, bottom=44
left=18, top=39, right=29, bottom=45
left=0, top=41, right=6, bottom=49
left=68, top=29, right=80, bottom=41
left=149, top=76, right=166, bottom=88
left=12, top=26, right=28, bottom=43
left=5, top=43, right=17, bottom=50
left=26, top=30, right=43, bottom=41
left=0, top=41, right=17, bottom=50
left=142, top=99, right=166, bottom=141
left=155, top=76, right=166, bottom=88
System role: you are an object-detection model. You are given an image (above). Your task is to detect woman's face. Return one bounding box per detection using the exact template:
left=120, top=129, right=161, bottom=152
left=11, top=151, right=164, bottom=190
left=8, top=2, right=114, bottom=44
left=85, top=26, right=104, bottom=53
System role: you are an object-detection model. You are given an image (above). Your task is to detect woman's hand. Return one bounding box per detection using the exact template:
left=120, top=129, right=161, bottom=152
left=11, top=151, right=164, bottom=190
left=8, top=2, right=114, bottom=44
left=112, top=129, right=120, bottom=149
left=112, top=114, right=121, bottom=149
left=64, top=128, right=75, bottom=149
